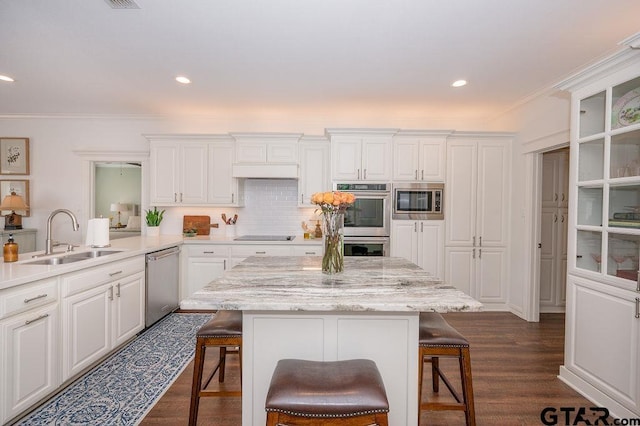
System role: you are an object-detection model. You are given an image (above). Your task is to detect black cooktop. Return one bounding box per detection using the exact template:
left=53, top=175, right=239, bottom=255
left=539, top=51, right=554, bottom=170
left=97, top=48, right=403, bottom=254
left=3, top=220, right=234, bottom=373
left=234, top=235, right=295, bottom=241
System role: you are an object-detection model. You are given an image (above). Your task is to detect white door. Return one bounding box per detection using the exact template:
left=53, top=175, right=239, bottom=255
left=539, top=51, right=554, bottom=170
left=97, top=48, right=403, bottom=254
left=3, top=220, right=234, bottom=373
left=444, top=247, right=474, bottom=296
left=180, top=143, right=208, bottom=204
left=112, top=272, right=145, bottom=347
left=150, top=143, right=179, bottom=204
left=186, top=257, right=227, bottom=298
left=332, top=138, right=361, bottom=180
left=392, top=141, right=420, bottom=181
left=475, top=247, right=507, bottom=303
left=445, top=141, right=477, bottom=246
left=299, top=141, right=330, bottom=206
left=419, top=139, right=446, bottom=182
left=361, top=138, right=391, bottom=181
left=209, top=141, right=237, bottom=204
left=476, top=142, right=510, bottom=247
left=391, top=221, right=418, bottom=264
left=2, top=304, right=58, bottom=423
left=418, top=221, right=444, bottom=279
left=62, top=283, right=111, bottom=381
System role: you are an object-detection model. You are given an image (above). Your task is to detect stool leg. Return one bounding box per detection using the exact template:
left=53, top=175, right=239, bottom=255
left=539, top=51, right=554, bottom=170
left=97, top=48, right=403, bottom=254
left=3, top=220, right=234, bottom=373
left=265, top=412, right=278, bottom=426
left=460, top=347, right=476, bottom=426
left=431, top=356, right=440, bottom=392
left=418, top=349, right=424, bottom=419
left=218, top=347, right=227, bottom=383
left=189, top=339, right=206, bottom=426
left=375, top=412, right=389, bottom=426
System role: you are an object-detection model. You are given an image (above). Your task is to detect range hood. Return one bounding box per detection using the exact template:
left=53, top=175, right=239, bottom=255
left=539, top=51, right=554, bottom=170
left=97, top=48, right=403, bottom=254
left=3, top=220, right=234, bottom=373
left=232, top=163, right=298, bottom=179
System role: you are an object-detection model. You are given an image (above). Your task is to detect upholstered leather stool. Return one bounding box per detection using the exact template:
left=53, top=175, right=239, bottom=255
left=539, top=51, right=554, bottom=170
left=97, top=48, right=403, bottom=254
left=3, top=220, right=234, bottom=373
left=188, top=310, right=243, bottom=426
left=418, top=312, right=476, bottom=426
left=265, top=359, right=389, bottom=426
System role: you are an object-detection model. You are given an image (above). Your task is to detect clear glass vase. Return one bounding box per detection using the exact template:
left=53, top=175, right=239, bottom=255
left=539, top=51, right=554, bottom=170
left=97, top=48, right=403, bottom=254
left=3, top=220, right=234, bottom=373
left=322, top=211, right=344, bottom=274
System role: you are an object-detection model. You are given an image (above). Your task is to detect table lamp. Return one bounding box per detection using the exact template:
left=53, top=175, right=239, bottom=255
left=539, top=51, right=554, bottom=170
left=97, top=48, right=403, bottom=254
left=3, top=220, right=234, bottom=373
left=110, top=202, right=128, bottom=228
left=0, top=191, right=29, bottom=230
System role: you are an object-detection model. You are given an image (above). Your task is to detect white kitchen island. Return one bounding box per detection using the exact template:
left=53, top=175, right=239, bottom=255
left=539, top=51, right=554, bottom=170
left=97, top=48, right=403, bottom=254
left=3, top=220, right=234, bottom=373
left=181, top=256, right=482, bottom=426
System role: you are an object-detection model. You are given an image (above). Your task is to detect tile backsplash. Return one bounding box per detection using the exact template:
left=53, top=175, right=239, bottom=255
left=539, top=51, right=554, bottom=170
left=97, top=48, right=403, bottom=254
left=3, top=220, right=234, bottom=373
left=164, top=179, right=318, bottom=236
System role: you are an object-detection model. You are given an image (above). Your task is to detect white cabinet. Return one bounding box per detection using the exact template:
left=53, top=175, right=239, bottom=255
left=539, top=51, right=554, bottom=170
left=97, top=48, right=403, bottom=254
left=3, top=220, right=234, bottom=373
left=562, top=276, right=640, bottom=415
left=391, top=220, right=444, bottom=278
left=183, top=245, right=229, bottom=299
left=149, top=139, right=208, bottom=205
left=208, top=139, right=241, bottom=205
left=328, top=130, right=395, bottom=181
left=540, top=150, right=569, bottom=311
left=392, top=134, right=446, bottom=181
left=445, top=136, right=511, bottom=306
left=61, top=257, right=145, bottom=381
left=148, top=135, right=242, bottom=206
left=234, top=135, right=299, bottom=164
left=557, top=44, right=640, bottom=418
left=298, top=137, right=330, bottom=206
left=1, top=278, right=59, bottom=425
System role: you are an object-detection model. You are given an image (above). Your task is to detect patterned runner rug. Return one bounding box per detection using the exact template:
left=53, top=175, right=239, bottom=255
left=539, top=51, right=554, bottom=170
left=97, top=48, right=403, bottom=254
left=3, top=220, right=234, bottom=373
left=15, top=312, right=213, bottom=426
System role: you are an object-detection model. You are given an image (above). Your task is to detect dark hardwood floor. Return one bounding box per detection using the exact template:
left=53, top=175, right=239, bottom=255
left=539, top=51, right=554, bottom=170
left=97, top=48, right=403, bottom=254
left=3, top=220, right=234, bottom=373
left=140, top=312, right=603, bottom=425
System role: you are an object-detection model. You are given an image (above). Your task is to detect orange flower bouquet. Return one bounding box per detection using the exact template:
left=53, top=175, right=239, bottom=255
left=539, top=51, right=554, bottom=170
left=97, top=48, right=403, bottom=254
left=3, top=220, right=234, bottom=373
left=311, top=191, right=356, bottom=274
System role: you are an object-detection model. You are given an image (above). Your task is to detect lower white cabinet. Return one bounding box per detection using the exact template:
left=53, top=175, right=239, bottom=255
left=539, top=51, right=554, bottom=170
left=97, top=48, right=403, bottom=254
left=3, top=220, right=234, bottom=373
left=444, top=246, right=507, bottom=306
left=391, top=220, right=444, bottom=278
left=539, top=207, right=568, bottom=311
left=61, top=259, right=145, bottom=382
left=561, top=276, right=640, bottom=417
left=1, top=302, right=58, bottom=424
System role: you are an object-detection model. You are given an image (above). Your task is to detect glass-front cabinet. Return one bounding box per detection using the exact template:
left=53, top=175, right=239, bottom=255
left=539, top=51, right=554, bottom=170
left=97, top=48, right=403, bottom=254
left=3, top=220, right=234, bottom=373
left=574, top=75, right=640, bottom=288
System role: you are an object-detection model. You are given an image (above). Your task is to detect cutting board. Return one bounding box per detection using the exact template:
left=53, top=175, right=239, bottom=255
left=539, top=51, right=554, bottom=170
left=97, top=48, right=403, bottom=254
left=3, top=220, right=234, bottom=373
left=183, top=215, right=212, bottom=235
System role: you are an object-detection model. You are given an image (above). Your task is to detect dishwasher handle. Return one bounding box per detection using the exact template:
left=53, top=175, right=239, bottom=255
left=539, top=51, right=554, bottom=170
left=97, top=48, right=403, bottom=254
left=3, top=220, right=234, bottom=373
left=146, top=247, right=180, bottom=262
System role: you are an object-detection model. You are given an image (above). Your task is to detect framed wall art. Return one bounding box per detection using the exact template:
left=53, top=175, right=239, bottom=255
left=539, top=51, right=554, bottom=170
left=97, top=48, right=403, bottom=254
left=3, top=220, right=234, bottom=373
left=0, top=138, right=30, bottom=175
left=0, top=179, right=30, bottom=217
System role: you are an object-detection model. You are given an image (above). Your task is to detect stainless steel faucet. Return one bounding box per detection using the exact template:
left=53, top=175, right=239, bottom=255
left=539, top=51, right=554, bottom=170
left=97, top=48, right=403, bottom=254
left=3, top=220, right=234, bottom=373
left=45, top=209, right=80, bottom=255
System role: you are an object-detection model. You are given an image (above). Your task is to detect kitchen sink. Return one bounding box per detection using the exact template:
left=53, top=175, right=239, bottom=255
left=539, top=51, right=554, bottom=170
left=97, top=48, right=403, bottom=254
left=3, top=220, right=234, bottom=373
left=23, top=249, right=123, bottom=265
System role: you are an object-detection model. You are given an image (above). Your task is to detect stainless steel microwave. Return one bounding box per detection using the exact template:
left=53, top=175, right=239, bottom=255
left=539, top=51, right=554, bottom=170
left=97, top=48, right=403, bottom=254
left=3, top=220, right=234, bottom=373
left=393, top=183, right=444, bottom=220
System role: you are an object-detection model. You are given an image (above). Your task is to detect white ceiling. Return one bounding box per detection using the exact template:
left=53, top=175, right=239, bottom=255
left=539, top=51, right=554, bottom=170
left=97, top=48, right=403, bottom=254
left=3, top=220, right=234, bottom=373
left=1, top=0, right=639, bottom=124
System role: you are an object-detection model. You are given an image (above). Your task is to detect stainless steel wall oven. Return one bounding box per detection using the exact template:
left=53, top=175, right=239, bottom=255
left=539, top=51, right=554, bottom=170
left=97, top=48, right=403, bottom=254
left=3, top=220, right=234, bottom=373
left=335, top=183, right=391, bottom=256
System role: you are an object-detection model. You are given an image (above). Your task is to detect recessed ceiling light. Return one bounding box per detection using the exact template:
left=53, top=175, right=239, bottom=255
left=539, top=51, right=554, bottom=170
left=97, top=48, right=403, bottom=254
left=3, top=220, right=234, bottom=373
left=451, top=79, right=467, bottom=87
left=176, top=76, right=191, bottom=84
left=0, top=75, right=15, bottom=82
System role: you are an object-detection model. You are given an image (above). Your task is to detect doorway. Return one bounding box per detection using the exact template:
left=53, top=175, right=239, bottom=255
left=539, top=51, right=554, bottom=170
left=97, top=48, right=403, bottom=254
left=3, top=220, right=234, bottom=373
left=538, top=148, right=569, bottom=313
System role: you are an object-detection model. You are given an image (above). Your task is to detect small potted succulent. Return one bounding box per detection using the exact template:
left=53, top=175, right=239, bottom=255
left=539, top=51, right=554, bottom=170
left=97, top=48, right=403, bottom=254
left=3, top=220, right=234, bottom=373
left=145, top=207, right=165, bottom=237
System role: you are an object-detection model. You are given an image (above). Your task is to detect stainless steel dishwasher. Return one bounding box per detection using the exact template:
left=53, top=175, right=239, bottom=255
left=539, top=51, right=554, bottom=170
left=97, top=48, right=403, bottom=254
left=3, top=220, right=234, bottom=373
left=145, top=246, right=180, bottom=328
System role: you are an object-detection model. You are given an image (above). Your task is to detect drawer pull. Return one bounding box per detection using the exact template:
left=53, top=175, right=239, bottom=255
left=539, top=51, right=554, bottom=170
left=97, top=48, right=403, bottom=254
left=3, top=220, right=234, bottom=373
left=203, top=251, right=215, bottom=254
left=109, top=270, right=123, bottom=277
left=24, top=294, right=47, bottom=303
left=636, top=298, right=640, bottom=319
left=255, top=251, right=266, bottom=254
left=25, top=314, right=49, bottom=325
left=116, top=282, right=121, bottom=297
left=305, top=251, right=317, bottom=255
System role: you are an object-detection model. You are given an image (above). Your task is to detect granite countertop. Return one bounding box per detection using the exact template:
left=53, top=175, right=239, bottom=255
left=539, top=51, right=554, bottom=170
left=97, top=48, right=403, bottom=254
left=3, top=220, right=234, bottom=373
left=181, top=256, right=483, bottom=313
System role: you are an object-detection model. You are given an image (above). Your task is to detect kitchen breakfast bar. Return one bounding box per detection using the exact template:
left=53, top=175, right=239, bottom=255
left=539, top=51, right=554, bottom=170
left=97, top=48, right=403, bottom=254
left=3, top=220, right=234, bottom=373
left=181, top=256, right=482, bottom=425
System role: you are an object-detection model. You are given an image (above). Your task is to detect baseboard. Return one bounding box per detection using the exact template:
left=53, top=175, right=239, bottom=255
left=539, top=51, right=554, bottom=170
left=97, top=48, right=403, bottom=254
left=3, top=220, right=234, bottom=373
left=558, top=366, right=639, bottom=419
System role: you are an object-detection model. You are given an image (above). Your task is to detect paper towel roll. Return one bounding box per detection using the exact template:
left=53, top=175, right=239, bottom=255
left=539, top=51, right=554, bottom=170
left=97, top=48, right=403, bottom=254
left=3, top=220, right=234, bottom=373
left=86, top=218, right=110, bottom=247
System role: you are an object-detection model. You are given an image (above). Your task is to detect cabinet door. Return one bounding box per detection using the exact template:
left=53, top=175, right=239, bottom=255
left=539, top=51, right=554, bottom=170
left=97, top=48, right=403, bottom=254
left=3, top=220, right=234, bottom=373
left=180, top=143, right=208, bottom=204
left=445, top=141, right=477, bottom=246
left=209, top=141, right=238, bottom=204
left=299, top=141, right=330, bottom=206
left=236, top=141, right=267, bottom=163
left=186, top=257, right=226, bottom=298
left=331, top=138, right=361, bottom=180
left=444, top=247, right=474, bottom=296
left=112, top=272, right=145, bottom=347
left=539, top=208, right=558, bottom=306
left=476, top=141, right=510, bottom=247
left=392, top=141, right=420, bottom=181
left=391, top=221, right=418, bottom=264
left=361, top=137, right=391, bottom=181
left=565, top=277, right=640, bottom=414
left=418, top=221, right=444, bottom=279
left=150, top=143, right=179, bottom=204
left=2, top=303, right=58, bottom=423
left=475, top=247, right=507, bottom=303
left=62, top=283, right=111, bottom=381
left=419, top=139, right=446, bottom=182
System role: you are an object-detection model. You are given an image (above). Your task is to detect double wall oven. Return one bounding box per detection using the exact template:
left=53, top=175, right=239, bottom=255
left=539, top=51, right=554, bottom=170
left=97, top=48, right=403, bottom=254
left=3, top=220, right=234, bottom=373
left=335, top=183, right=391, bottom=256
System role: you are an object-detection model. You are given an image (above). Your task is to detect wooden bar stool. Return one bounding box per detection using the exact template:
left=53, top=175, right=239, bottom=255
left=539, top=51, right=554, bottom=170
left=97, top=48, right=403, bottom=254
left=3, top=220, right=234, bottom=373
left=188, top=310, right=243, bottom=426
left=418, top=312, right=476, bottom=426
left=265, top=359, right=389, bottom=425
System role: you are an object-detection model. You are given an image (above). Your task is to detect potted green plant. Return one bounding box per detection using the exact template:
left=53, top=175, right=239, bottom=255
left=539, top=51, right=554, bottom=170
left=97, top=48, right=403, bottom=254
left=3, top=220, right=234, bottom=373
left=145, top=207, right=165, bottom=236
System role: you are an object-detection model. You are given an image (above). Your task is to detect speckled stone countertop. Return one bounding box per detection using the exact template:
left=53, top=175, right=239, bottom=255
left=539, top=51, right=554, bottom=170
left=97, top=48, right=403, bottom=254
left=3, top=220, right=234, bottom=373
left=181, top=256, right=482, bottom=312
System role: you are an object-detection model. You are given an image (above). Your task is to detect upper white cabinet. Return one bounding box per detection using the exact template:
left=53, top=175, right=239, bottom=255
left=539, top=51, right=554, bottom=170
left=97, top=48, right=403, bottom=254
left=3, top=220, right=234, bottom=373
left=233, top=133, right=299, bottom=163
left=444, top=135, right=511, bottom=306
left=327, top=129, right=396, bottom=181
left=148, top=135, right=242, bottom=206
left=298, top=136, right=330, bottom=206
left=541, top=149, right=570, bottom=209
left=149, top=140, right=208, bottom=205
left=557, top=37, right=640, bottom=419
left=392, top=132, right=447, bottom=182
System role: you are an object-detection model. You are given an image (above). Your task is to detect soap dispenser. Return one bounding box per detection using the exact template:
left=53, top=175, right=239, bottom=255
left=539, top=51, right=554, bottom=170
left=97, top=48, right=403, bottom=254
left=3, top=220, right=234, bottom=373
left=3, top=233, right=18, bottom=263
